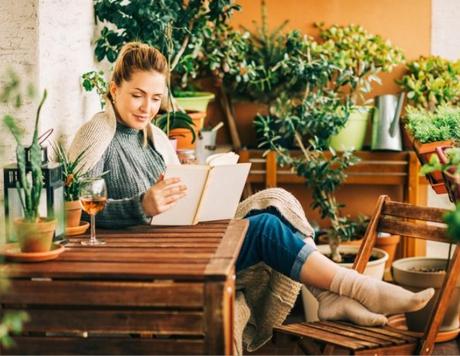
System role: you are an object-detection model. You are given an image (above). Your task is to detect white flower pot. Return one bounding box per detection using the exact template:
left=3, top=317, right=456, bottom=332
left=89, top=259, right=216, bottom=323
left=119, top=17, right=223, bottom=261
left=302, top=245, right=388, bottom=322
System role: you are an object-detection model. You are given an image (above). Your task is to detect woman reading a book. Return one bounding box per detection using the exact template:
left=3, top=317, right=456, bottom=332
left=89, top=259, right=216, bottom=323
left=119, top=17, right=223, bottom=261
left=69, top=42, right=433, bottom=331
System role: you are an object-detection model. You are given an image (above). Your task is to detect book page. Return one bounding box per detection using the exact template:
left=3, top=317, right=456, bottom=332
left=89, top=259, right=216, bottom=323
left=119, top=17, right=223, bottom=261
left=196, top=163, right=251, bottom=222
left=150, top=165, right=210, bottom=225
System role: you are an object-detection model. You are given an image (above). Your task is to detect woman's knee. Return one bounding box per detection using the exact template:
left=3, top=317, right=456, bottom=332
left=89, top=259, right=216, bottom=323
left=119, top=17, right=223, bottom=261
left=247, top=212, right=285, bottom=235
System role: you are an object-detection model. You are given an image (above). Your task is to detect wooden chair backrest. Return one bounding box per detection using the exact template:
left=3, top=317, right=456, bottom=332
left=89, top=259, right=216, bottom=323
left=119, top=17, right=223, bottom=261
left=352, top=195, right=460, bottom=355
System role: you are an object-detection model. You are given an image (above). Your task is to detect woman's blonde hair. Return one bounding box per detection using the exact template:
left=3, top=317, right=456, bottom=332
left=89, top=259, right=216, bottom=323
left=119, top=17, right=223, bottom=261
left=109, top=42, right=168, bottom=145
left=110, top=41, right=168, bottom=86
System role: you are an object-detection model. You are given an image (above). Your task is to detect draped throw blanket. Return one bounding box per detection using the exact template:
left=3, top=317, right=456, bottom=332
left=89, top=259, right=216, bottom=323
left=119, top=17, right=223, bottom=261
left=234, top=188, right=314, bottom=354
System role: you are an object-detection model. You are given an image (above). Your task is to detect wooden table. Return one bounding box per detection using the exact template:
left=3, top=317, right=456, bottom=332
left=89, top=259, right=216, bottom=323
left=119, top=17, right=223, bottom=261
left=0, top=219, right=248, bottom=355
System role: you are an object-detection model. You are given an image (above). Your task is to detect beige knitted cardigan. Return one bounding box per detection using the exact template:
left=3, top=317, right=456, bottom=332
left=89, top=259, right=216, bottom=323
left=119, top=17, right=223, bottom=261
left=67, top=103, right=314, bottom=354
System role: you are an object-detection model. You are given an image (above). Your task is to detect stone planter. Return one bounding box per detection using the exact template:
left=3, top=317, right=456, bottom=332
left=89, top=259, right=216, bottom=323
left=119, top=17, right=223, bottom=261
left=14, top=217, right=56, bottom=253
left=65, top=200, right=82, bottom=228
left=392, top=257, right=460, bottom=332
left=302, top=245, right=388, bottom=322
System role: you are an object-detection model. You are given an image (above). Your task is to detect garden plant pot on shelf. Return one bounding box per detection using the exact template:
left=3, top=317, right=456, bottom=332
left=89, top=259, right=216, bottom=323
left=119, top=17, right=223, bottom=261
left=302, top=245, right=388, bottom=322
left=14, top=217, right=56, bottom=253
left=435, top=146, right=460, bottom=203
left=392, top=257, right=460, bottom=336
left=169, top=111, right=206, bottom=150
left=330, top=107, right=372, bottom=151
left=175, top=91, right=215, bottom=112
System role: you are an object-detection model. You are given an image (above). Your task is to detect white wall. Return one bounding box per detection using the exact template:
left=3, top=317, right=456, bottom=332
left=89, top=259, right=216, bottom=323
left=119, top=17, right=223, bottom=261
left=0, top=0, right=99, bottom=243
left=426, top=0, right=460, bottom=257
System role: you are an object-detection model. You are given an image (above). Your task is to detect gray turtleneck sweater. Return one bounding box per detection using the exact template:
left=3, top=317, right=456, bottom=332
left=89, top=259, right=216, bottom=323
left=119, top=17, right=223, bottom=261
left=85, top=122, right=166, bottom=228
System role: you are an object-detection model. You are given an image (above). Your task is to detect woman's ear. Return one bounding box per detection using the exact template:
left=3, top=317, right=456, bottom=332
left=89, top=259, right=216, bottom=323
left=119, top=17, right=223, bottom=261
left=109, top=81, right=117, bottom=100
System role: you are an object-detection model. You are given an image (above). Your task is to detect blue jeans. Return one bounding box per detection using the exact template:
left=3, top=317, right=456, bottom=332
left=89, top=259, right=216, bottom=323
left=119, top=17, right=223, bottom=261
left=236, top=207, right=316, bottom=282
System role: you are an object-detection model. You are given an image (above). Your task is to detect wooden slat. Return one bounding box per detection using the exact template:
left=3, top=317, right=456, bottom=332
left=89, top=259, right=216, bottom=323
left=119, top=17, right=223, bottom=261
left=204, top=281, right=226, bottom=355
left=0, top=280, right=204, bottom=307
left=348, top=323, right=417, bottom=342
left=8, top=309, right=204, bottom=334
left=86, top=232, right=225, bottom=239
left=319, top=321, right=404, bottom=345
left=211, top=220, right=248, bottom=261
left=307, top=322, right=393, bottom=346
left=1, top=262, right=208, bottom=280
left=275, top=324, right=369, bottom=350
left=5, top=336, right=204, bottom=355
left=355, top=343, right=417, bottom=355
left=378, top=217, right=448, bottom=243
left=382, top=201, right=446, bottom=223
left=65, top=241, right=221, bottom=248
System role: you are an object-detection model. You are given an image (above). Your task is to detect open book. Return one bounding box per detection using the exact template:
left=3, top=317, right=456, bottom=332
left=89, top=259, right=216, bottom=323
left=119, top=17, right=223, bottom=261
left=150, top=152, right=251, bottom=225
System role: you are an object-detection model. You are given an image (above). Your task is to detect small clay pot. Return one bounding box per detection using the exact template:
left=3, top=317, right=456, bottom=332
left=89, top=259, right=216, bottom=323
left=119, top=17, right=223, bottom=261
left=65, top=200, right=82, bottom=228
left=14, top=217, right=56, bottom=253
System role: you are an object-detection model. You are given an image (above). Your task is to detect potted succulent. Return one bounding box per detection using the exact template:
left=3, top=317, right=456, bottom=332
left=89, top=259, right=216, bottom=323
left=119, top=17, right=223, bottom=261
left=3, top=89, right=56, bottom=253
left=405, top=105, right=460, bottom=193
left=398, top=56, right=460, bottom=112
left=52, top=143, right=90, bottom=230
left=316, top=23, right=405, bottom=151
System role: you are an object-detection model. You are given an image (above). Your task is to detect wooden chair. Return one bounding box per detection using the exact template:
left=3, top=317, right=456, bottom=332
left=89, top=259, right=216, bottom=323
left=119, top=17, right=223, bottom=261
left=275, top=195, right=460, bottom=355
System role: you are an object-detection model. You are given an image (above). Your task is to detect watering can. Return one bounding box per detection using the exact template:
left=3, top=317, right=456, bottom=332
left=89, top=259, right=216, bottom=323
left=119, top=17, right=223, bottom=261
left=371, top=93, right=405, bottom=151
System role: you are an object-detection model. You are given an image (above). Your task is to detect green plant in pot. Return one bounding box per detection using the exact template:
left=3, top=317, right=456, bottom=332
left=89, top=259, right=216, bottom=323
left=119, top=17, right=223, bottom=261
left=52, top=143, right=91, bottom=229
left=3, top=89, right=56, bottom=253
left=317, top=23, right=405, bottom=151
left=398, top=55, right=460, bottom=112
left=406, top=104, right=460, bottom=193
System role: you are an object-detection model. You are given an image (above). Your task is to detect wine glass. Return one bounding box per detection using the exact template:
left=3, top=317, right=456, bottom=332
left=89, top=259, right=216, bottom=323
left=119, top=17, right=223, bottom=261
left=80, top=178, right=107, bottom=246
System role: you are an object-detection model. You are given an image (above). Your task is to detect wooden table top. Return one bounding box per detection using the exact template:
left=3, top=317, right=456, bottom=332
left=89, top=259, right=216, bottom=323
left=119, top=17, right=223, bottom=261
left=1, top=219, right=248, bottom=282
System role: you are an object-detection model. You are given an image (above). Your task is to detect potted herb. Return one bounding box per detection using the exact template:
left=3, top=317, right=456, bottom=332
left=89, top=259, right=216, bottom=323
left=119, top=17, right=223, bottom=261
left=316, top=23, right=405, bottom=151
left=52, top=143, right=90, bottom=230
left=3, top=89, right=56, bottom=253
left=406, top=105, right=460, bottom=192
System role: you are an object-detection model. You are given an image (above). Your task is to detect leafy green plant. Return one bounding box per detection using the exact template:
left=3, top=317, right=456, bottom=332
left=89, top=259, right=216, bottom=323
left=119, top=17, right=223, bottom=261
left=317, top=23, right=405, bottom=105
left=405, top=105, right=460, bottom=143
left=52, top=143, right=91, bottom=202
left=398, top=56, right=460, bottom=111
left=3, top=89, right=47, bottom=223
left=0, top=69, right=35, bottom=347
left=444, top=204, right=460, bottom=243
left=93, top=0, right=239, bottom=90
left=81, top=70, right=107, bottom=109
left=421, top=147, right=460, bottom=176
left=155, top=111, right=196, bottom=143
left=256, top=54, right=362, bottom=262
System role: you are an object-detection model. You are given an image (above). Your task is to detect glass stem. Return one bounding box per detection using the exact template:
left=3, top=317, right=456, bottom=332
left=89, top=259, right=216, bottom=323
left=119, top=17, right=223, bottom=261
left=90, top=214, right=96, bottom=242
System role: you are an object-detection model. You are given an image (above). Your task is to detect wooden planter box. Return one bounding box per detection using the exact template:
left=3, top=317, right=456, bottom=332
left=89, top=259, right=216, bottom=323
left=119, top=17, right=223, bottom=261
left=407, top=131, right=453, bottom=194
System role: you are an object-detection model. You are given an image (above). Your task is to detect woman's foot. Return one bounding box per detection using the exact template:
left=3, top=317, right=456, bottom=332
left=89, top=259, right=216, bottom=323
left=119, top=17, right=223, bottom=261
left=330, top=268, right=435, bottom=315
left=308, top=286, right=388, bottom=326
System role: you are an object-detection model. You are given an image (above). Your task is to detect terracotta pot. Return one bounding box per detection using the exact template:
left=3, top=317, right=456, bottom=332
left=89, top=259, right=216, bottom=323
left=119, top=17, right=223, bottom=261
left=393, top=257, right=460, bottom=332
left=14, top=217, right=56, bottom=253
left=375, top=234, right=400, bottom=271
left=170, top=111, right=206, bottom=150
left=65, top=200, right=82, bottom=228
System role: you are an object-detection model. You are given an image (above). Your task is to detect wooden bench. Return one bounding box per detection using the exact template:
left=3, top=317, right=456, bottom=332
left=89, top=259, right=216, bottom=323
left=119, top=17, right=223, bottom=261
left=0, top=220, right=248, bottom=355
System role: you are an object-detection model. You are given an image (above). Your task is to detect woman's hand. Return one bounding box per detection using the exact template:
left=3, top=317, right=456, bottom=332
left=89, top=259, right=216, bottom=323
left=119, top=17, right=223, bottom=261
left=141, top=177, right=187, bottom=216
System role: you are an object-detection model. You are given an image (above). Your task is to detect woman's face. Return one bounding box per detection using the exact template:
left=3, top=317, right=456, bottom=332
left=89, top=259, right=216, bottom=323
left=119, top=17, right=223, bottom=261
left=110, top=70, right=166, bottom=130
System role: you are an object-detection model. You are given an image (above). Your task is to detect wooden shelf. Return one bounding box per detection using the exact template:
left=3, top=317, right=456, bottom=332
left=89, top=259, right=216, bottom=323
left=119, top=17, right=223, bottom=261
left=239, top=149, right=427, bottom=257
